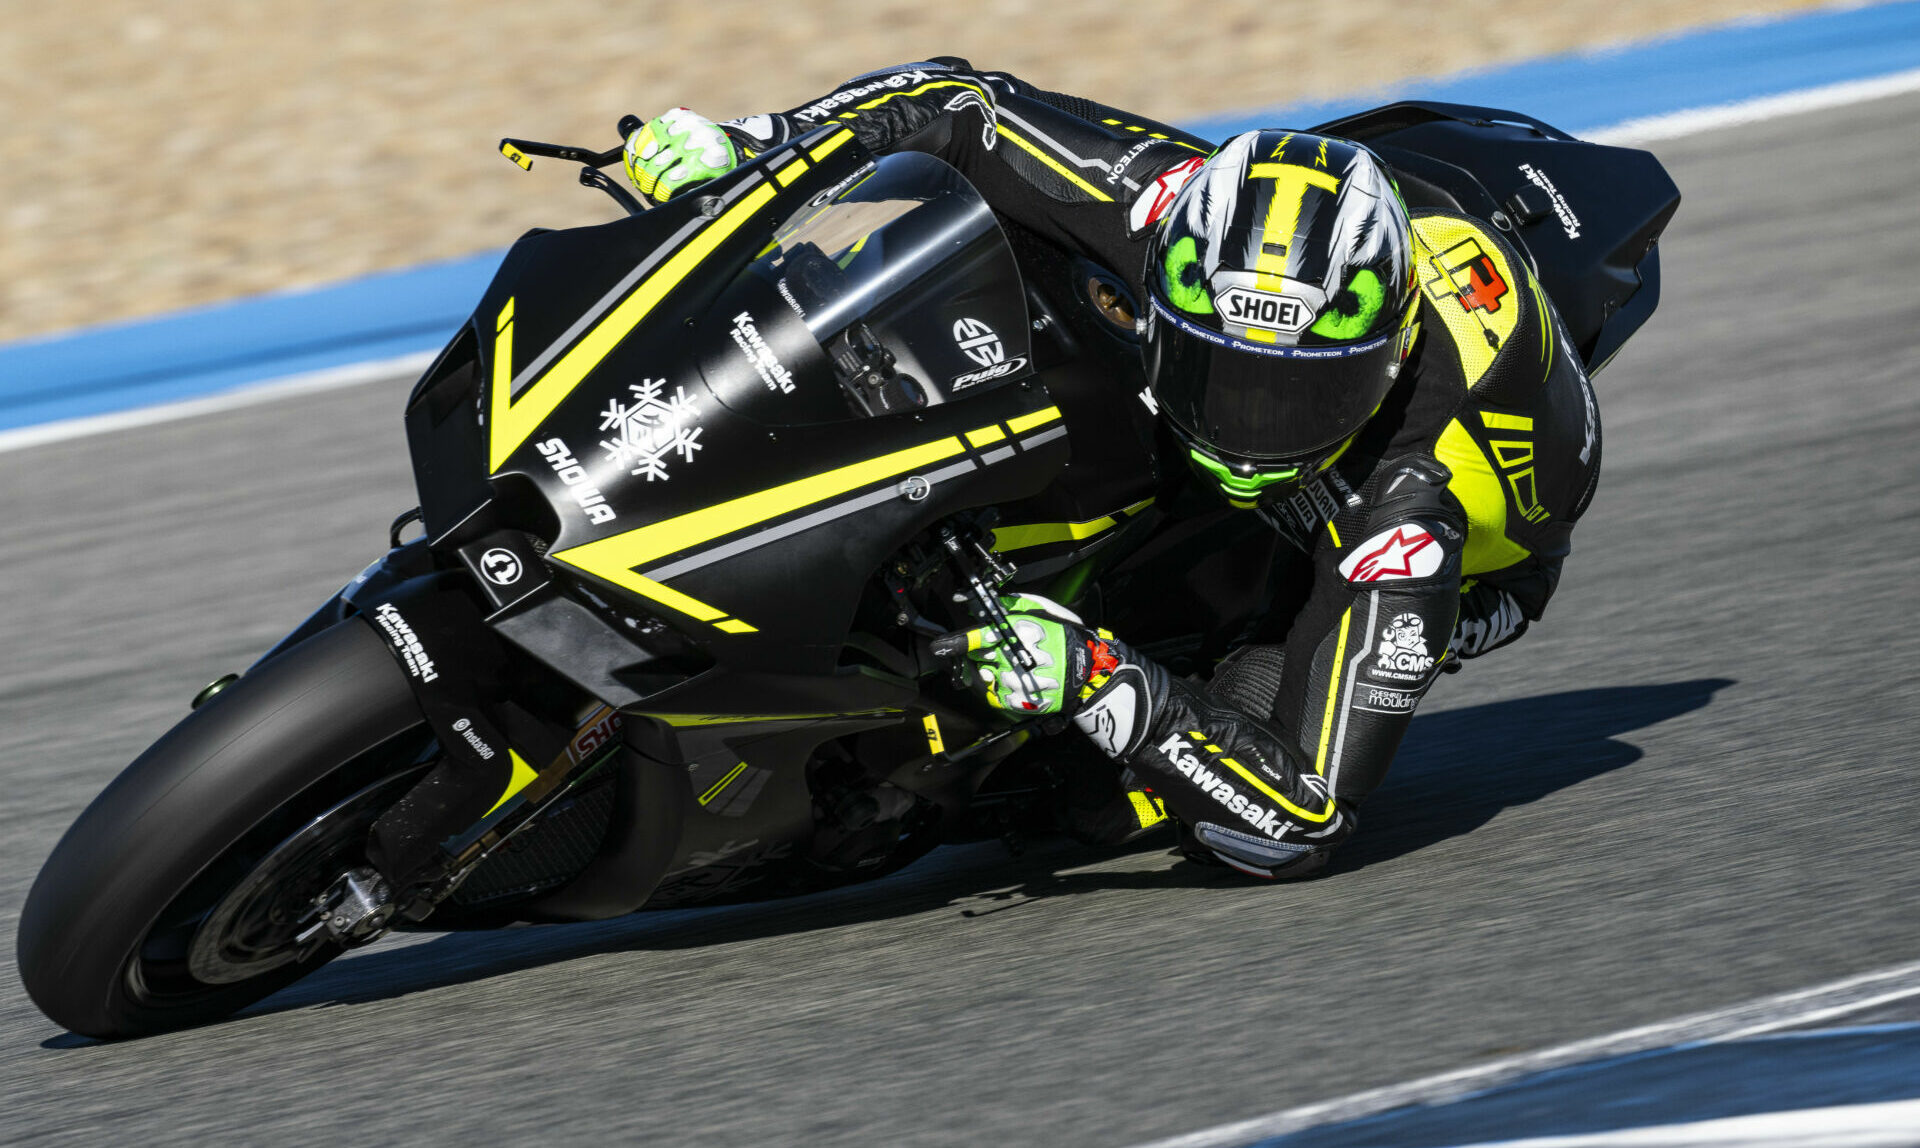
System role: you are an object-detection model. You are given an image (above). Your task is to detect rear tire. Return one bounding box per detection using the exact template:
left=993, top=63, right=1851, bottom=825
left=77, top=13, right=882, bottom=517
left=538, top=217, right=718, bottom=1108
left=15, top=621, right=427, bottom=1038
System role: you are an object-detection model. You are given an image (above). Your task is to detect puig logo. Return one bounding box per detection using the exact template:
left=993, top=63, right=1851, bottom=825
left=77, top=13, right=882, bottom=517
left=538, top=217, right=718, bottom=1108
left=951, top=356, right=1027, bottom=390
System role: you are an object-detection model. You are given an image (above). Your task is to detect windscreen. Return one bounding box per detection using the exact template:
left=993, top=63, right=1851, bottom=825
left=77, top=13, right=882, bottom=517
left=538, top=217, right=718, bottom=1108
left=701, top=151, right=1033, bottom=425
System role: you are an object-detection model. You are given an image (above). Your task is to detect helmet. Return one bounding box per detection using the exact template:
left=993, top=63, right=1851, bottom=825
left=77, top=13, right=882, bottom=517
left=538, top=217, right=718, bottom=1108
left=1142, top=130, right=1417, bottom=507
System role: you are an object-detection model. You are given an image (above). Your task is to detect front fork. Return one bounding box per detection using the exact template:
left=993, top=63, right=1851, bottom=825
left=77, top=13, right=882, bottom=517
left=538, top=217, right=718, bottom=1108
left=261, top=539, right=622, bottom=924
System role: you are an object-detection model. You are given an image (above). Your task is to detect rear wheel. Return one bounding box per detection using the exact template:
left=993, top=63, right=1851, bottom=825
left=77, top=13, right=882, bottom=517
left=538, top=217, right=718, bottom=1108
left=15, top=621, right=429, bottom=1038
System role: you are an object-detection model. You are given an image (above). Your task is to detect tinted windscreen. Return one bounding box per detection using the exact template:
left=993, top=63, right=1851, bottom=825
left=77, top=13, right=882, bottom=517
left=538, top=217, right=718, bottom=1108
left=702, top=151, right=1032, bottom=426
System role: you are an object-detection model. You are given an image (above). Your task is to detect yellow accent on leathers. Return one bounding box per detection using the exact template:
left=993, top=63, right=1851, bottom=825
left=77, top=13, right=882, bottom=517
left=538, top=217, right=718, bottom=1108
left=1434, top=419, right=1533, bottom=575
left=995, top=125, right=1115, bottom=202
left=1411, top=215, right=1522, bottom=386
left=1313, top=606, right=1352, bottom=775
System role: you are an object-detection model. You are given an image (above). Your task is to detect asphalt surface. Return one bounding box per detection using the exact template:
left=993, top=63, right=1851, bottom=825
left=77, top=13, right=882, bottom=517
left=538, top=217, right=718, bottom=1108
left=4, top=93, right=1919, bottom=1146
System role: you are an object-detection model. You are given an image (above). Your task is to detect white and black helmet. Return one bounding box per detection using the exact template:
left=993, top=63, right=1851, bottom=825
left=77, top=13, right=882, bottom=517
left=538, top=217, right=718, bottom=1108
left=1142, top=130, right=1417, bottom=504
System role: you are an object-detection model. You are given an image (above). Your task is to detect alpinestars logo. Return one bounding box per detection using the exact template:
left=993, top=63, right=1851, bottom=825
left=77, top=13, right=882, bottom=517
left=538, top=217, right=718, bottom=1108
left=599, top=379, right=703, bottom=482
left=942, top=89, right=998, bottom=149
left=1372, top=613, right=1436, bottom=681
left=1129, top=155, right=1204, bottom=232
left=1339, top=524, right=1442, bottom=583
left=1155, top=734, right=1306, bottom=842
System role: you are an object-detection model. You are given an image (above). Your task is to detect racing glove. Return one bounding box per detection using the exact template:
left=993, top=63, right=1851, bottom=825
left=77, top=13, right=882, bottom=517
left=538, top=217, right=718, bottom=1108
left=623, top=108, right=740, bottom=204
left=946, top=595, right=1115, bottom=715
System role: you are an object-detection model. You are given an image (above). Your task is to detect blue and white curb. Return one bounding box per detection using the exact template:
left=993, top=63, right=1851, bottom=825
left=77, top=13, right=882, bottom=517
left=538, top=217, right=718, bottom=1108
left=5, top=0, right=1920, bottom=454
left=1132, top=961, right=1920, bottom=1148
left=1189, top=0, right=1920, bottom=140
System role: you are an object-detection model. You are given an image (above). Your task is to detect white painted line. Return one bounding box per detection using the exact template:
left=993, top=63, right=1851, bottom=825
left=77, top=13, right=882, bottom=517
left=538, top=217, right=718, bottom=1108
left=1711, top=981, right=1920, bottom=1042
left=1130, top=960, right=1920, bottom=1148
left=1587, top=65, right=1920, bottom=143
left=1447, top=1097, right=1920, bottom=1148
left=0, top=350, right=434, bottom=456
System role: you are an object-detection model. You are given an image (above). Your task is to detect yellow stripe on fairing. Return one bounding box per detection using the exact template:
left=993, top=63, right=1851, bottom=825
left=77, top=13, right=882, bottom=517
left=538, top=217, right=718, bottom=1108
left=995, top=125, right=1114, bottom=202
left=809, top=126, right=855, bottom=161
left=1313, top=606, right=1352, bottom=776
left=483, top=750, right=539, bottom=817
left=992, top=497, right=1154, bottom=552
left=699, top=761, right=750, bottom=806
left=965, top=424, right=1006, bottom=448
left=643, top=709, right=901, bottom=728
left=774, top=156, right=810, bottom=186
left=488, top=179, right=781, bottom=472
left=1007, top=405, right=1063, bottom=434
left=552, top=435, right=969, bottom=607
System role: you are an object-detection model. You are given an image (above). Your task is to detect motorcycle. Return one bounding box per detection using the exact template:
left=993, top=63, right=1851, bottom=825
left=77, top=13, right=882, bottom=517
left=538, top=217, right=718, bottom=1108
left=16, top=102, right=1678, bottom=1037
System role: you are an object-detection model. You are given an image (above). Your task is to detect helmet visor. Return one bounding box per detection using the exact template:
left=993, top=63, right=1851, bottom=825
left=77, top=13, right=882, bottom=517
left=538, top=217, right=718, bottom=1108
left=1147, top=297, right=1401, bottom=461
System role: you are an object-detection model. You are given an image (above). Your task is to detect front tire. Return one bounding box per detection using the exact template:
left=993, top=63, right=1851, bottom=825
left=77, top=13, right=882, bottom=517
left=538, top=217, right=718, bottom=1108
left=15, top=621, right=427, bottom=1038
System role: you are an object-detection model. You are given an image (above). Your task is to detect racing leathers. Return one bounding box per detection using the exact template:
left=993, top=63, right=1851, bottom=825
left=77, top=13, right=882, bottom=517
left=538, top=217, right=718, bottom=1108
left=709, top=60, right=1603, bottom=875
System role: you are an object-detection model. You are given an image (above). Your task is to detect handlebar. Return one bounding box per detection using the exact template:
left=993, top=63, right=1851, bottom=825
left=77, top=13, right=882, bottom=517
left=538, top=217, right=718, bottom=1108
left=497, top=114, right=650, bottom=217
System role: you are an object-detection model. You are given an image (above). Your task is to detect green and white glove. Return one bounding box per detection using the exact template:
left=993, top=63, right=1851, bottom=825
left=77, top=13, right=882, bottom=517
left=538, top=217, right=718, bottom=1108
left=948, top=595, right=1117, bottom=715
left=623, top=108, right=740, bottom=204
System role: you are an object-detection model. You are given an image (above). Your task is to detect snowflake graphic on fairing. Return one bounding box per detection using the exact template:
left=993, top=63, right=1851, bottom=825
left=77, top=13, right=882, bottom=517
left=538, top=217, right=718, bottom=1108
left=599, top=379, right=703, bottom=482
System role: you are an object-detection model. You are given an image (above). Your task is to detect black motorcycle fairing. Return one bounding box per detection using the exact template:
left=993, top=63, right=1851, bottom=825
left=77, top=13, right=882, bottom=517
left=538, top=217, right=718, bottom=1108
left=695, top=151, right=1035, bottom=428
left=250, top=538, right=437, bottom=669
left=984, top=222, right=1169, bottom=585
left=404, top=134, right=1071, bottom=677
left=1310, top=101, right=1680, bottom=374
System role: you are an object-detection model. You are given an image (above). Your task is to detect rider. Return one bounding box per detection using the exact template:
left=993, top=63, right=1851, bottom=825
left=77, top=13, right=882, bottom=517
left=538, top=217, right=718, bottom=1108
left=623, top=61, right=1602, bottom=878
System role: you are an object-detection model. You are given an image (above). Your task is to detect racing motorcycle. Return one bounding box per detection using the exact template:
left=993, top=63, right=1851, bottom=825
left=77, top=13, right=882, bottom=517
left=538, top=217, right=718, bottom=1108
left=16, top=102, right=1678, bottom=1037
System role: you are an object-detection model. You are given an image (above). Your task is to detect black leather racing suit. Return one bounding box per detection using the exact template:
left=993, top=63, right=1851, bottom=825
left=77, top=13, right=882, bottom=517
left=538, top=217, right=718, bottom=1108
left=719, top=60, right=1603, bottom=873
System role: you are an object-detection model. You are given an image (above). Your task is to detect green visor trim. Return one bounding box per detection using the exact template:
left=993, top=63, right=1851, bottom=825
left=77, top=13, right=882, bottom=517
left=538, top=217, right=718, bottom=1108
left=1188, top=448, right=1300, bottom=498
left=1310, top=268, right=1386, bottom=340
left=1163, top=236, right=1214, bottom=315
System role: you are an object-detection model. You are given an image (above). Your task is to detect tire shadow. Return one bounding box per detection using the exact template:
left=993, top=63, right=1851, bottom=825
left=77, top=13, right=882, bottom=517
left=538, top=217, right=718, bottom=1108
left=41, top=678, right=1731, bottom=1040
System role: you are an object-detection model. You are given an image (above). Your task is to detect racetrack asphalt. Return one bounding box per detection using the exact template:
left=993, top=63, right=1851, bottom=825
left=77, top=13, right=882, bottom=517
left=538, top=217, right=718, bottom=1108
left=3, top=92, right=1918, bottom=1146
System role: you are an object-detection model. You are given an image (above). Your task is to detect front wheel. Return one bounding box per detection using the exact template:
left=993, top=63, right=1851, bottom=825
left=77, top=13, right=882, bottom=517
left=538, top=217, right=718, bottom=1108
left=15, top=621, right=428, bottom=1038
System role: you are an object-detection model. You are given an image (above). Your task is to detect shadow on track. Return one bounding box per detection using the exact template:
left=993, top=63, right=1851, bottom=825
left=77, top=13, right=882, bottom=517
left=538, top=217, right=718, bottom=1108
left=1332, top=677, right=1736, bottom=874
left=40, top=678, right=1730, bottom=1043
